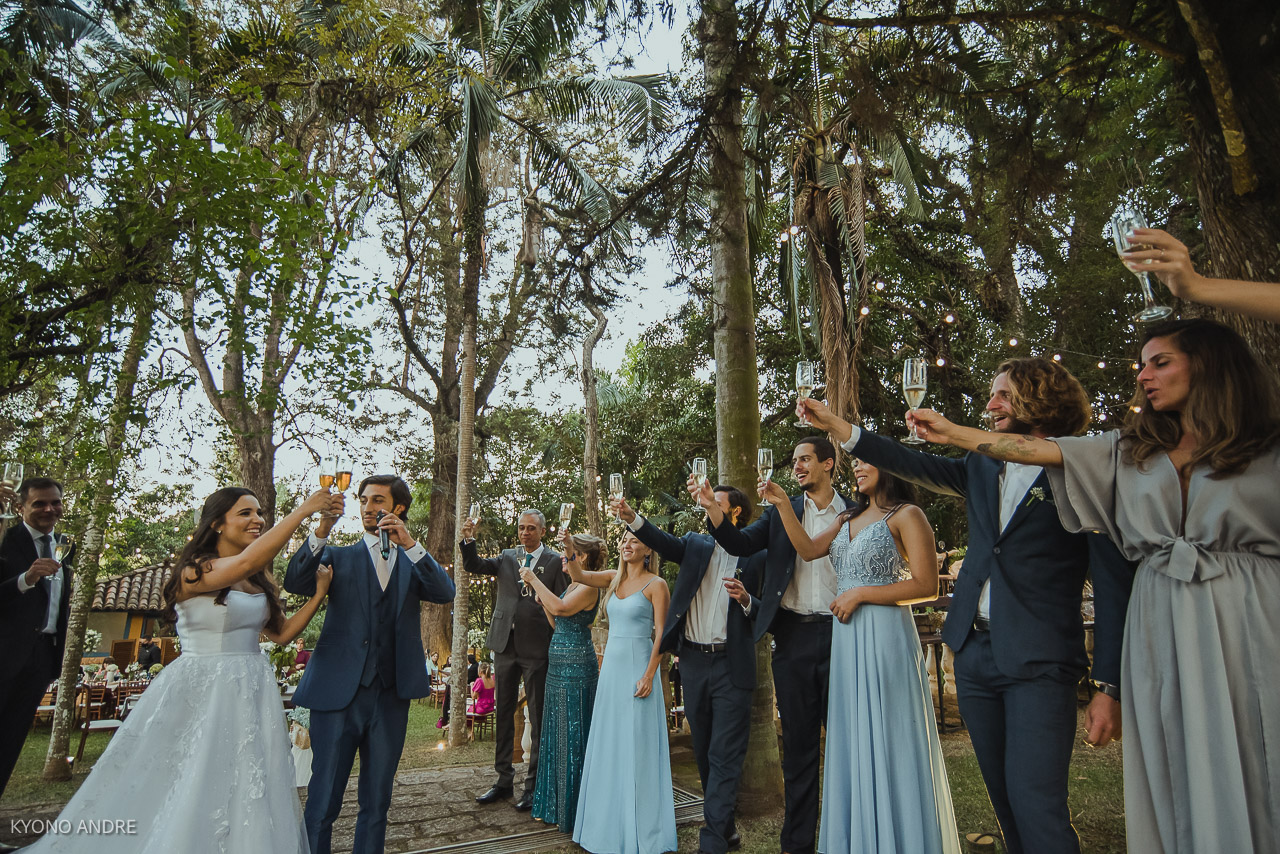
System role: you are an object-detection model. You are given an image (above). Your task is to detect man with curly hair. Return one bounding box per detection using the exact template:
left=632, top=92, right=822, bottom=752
left=799, top=358, right=1134, bottom=854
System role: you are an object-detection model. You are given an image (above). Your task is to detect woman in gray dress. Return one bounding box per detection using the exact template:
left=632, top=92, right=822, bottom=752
left=906, top=318, right=1280, bottom=854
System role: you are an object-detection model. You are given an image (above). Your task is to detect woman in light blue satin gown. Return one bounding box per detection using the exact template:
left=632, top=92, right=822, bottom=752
left=564, top=528, right=677, bottom=854
left=762, top=461, right=961, bottom=854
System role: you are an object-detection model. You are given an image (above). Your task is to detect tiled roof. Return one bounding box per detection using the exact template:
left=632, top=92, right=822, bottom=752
left=92, top=563, right=172, bottom=613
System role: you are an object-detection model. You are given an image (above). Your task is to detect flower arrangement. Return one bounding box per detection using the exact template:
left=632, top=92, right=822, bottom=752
left=148, top=663, right=164, bottom=677
left=261, top=641, right=297, bottom=677
left=82, top=629, right=103, bottom=653
left=125, top=662, right=142, bottom=679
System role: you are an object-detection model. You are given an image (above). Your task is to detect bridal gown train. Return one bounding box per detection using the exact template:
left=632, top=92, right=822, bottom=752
left=26, top=591, right=308, bottom=854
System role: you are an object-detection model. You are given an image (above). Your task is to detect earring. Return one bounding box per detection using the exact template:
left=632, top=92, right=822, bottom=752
left=643, top=553, right=651, bottom=570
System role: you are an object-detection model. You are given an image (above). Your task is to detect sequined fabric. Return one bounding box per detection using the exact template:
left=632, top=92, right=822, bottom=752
left=531, top=593, right=600, bottom=833
left=829, top=517, right=910, bottom=591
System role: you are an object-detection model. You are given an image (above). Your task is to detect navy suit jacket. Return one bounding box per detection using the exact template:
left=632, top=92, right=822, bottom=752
left=709, top=490, right=854, bottom=643
left=0, top=524, right=73, bottom=684
left=851, top=430, right=1134, bottom=684
left=284, top=538, right=455, bottom=710
left=633, top=518, right=763, bottom=691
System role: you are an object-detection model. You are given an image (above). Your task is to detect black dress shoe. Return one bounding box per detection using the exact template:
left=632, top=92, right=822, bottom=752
left=726, top=829, right=742, bottom=850
left=475, top=785, right=513, bottom=804
left=513, top=791, right=535, bottom=811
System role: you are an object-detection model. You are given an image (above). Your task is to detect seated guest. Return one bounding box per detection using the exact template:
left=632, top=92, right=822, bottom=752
left=292, top=637, right=310, bottom=670
left=100, top=659, right=123, bottom=684
left=470, top=662, right=496, bottom=717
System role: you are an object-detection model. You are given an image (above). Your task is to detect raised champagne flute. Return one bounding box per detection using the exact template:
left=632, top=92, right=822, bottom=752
left=334, top=457, right=353, bottom=494
left=608, top=474, right=624, bottom=526
left=1, top=462, right=23, bottom=520
left=1110, top=204, right=1174, bottom=322
left=559, top=502, right=574, bottom=528
left=468, top=502, right=481, bottom=526
left=902, top=358, right=928, bottom=445
left=691, top=458, right=709, bottom=515
left=318, top=456, right=337, bottom=518
left=54, top=535, right=74, bottom=563
left=794, top=361, right=816, bottom=427
left=757, top=448, right=774, bottom=507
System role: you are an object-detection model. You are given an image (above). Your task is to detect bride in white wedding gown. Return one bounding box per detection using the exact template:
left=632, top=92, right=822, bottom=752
left=25, top=486, right=336, bottom=854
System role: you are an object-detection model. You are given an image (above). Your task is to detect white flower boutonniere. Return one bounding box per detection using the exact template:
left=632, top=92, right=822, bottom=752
left=1023, top=486, right=1052, bottom=508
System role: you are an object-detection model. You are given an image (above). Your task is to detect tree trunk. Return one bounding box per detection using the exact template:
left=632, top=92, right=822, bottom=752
left=237, top=427, right=278, bottom=528
left=42, top=304, right=152, bottom=779
left=1170, top=0, right=1280, bottom=364
left=421, top=408, right=459, bottom=661
left=701, top=0, right=784, bottom=810
left=449, top=200, right=484, bottom=748
left=581, top=301, right=608, bottom=539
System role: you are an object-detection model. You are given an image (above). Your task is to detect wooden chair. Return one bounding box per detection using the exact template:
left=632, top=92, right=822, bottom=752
left=32, top=690, right=56, bottom=730
left=114, top=681, right=147, bottom=720
left=73, top=718, right=123, bottom=771
left=468, top=710, right=495, bottom=740
left=77, top=686, right=108, bottom=721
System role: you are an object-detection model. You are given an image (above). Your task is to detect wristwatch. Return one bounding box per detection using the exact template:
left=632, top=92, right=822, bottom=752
left=1093, top=680, right=1121, bottom=701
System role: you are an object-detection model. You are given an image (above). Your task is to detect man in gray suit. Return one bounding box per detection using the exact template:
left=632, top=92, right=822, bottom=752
left=460, top=509, right=568, bottom=810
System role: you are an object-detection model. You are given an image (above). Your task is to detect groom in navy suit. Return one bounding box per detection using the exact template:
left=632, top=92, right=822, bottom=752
left=612, top=487, right=762, bottom=854
left=285, top=475, right=455, bottom=854
left=802, top=358, right=1134, bottom=854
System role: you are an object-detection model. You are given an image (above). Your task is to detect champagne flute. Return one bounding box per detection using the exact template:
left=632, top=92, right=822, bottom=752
left=794, top=361, right=816, bottom=427
left=468, top=502, right=481, bottom=526
left=334, top=457, right=353, bottom=494
left=1110, top=204, right=1174, bottom=322
left=54, top=535, right=74, bottom=563
left=1, top=461, right=23, bottom=520
left=756, top=448, right=774, bottom=507
left=559, top=502, right=574, bottom=527
left=691, top=458, right=708, bottom=515
left=608, top=474, right=624, bottom=526
left=318, top=456, right=337, bottom=518
left=902, top=358, right=928, bottom=445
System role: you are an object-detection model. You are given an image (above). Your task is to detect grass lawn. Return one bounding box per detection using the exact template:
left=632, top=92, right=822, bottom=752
left=4, top=700, right=1127, bottom=852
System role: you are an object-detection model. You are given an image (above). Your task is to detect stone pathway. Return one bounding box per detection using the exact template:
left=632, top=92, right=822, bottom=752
left=0, top=763, right=703, bottom=853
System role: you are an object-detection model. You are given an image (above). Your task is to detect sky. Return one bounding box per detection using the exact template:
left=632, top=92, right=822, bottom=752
left=131, top=7, right=696, bottom=524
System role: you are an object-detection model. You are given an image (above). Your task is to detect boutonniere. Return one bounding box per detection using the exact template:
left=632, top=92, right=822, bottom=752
left=1023, top=486, right=1052, bottom=508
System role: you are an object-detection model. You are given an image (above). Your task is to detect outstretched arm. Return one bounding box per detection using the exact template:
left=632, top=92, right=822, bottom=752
left=1124, top=228, right=1280, bottom=323
left=907, top=409, right=1064, bottom=468
left=760, top=481, right=841, bottom=561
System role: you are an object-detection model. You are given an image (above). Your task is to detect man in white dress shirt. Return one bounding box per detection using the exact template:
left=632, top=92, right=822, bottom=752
left=613, top=486, right=761, bottom=854
left=702, top=438, right=851, bottom=854
left=0, top=478, right=73, bottom=801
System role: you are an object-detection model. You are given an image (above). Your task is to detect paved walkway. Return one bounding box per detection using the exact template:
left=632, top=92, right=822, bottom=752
left=0, top=763, right=702, bottom=853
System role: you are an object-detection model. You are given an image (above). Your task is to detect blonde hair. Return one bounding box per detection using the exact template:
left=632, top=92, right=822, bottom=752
left=598, top=529, right=655, bottom=625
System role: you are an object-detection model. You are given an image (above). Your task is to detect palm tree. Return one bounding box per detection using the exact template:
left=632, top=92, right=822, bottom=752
left=389, top=0, right=671, bottom=747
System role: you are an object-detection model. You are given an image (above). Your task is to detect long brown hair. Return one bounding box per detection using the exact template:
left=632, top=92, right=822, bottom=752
left=162, top=487, right=286, bottom=634
left=1122, top=318, right=1280, bottom=475
left=996, top=357, right=1093, bottom=437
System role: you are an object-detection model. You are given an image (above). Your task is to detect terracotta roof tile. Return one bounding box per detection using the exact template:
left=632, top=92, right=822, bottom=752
left=93, top=563, right=172, bottom=613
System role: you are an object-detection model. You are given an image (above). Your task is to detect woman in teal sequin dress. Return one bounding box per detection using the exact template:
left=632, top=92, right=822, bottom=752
left=521, top=532, right=604, bottom=834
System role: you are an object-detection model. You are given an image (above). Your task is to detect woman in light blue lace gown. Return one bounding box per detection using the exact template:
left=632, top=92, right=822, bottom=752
left=23, top=486, right=335, bottom=853
left=762, top=461, right=961, bottom=854
left=564, top=528, right=677, bottom=854
left=521, top=532, right=603, bottom=834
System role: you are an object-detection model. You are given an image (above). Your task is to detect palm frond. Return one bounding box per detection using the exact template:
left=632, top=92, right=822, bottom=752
left=507, top=112, right=618, bottom=232
left=452, top=75, right=501, bottom=210
left=489, top=0, right=593, bottom=85
left=532, top=74, right=672, bottom=139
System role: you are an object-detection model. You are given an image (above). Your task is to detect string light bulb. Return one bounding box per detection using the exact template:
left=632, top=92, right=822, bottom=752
left=1008, top=337, right=1019, bottom=347
left=1132, top=362, right=1140, bottom=370
left=780, top=232, right=789, bottom=243
left=935, top=357, right=946, bottom=367
left=859, top=305, right=870, bottom=316
left=789, top=225, right=800, bottom=235
left=1097, top=361, right=1107, bottom=369
left=1052, top=354, right=1062, bottom=361
left=944, top=313, right=955, bottom=323
left=875, top=281, right=886, bottom=291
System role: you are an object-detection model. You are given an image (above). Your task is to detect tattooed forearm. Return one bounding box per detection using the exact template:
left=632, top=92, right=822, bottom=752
left=976, top=435, right=1042, bottom=460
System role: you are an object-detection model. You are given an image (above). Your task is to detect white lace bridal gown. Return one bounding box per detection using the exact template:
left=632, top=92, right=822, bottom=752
left=26, top=591, right=308, bottom=853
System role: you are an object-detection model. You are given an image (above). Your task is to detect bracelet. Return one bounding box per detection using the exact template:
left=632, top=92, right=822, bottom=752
left=1092, top=680, right=1121, bottom=701
left=565, top=554, right=577, bottom=562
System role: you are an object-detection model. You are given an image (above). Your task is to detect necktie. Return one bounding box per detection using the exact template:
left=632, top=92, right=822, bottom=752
left=524, top=553, right=533, bottom=568
left=37, top=534, right=52, bottom=559
left=375, top=547, right=391, bottom=591
left=37, top=534, right=57, bottom=633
